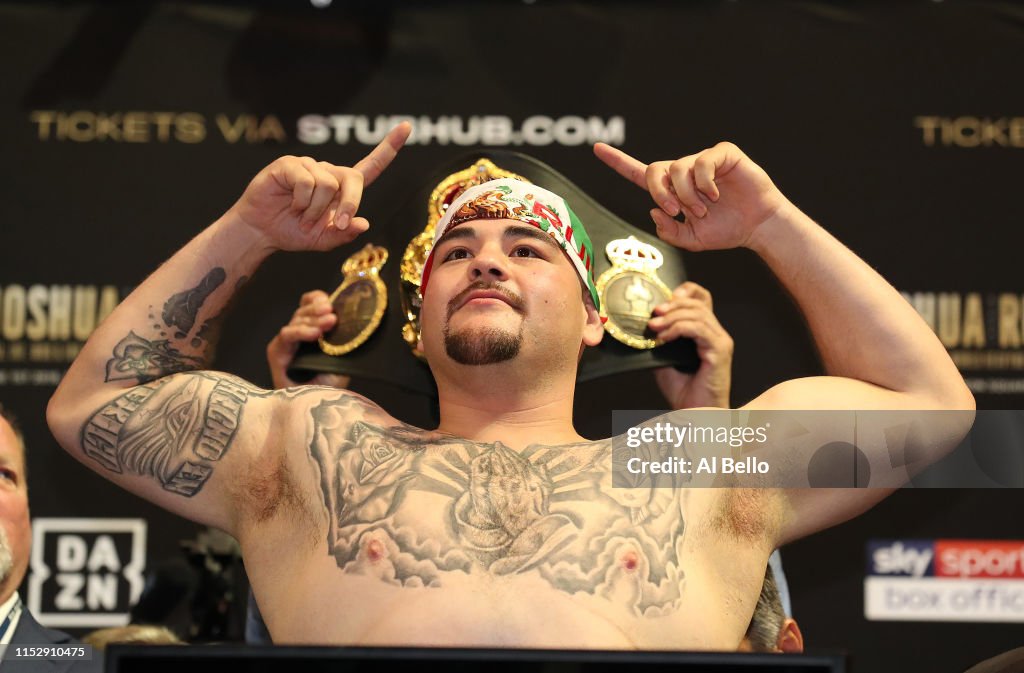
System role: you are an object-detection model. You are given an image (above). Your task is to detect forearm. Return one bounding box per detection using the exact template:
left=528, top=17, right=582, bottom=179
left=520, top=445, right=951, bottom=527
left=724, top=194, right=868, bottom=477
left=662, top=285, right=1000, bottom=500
left=748, top=202, right=970, bottom=407
left=50, top=212, right=273, bottom=432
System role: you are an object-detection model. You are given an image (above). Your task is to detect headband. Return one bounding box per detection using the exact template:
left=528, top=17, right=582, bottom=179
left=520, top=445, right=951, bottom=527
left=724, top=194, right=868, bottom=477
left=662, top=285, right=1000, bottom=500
left=419, top=178, right=600, bottom=310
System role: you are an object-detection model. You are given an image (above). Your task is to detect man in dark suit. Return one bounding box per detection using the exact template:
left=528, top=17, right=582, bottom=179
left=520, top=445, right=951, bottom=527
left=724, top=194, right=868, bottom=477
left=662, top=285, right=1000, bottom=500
left=0, top=406, right=101, bottom=672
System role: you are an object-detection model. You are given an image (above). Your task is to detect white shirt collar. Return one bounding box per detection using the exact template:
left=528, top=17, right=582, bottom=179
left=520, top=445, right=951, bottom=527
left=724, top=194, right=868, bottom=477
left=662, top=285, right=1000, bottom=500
left=0, top=591, right=23, bottom=646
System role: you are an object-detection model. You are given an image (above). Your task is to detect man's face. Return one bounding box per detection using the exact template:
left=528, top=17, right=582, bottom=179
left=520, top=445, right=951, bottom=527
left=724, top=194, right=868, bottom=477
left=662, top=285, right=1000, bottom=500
left=0, top=418, right=30, bottom=602
left=420, top=218, right=598, bottom=369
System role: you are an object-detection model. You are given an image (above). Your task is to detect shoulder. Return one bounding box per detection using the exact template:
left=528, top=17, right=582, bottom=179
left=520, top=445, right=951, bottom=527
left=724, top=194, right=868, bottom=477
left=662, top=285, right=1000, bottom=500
left=271, top=385, right=393, bottom=428
left=10, top=609, right=72, bottom=645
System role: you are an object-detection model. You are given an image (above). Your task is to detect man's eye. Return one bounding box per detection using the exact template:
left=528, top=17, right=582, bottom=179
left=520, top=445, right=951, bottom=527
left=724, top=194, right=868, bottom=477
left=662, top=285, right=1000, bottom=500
left=511, top=246, right=540, bottom=258
left=444, top=248, right=469, bottom=262
left=0, top=469, right=17, bottom=484
left=442, top=248, right=470, bottom=262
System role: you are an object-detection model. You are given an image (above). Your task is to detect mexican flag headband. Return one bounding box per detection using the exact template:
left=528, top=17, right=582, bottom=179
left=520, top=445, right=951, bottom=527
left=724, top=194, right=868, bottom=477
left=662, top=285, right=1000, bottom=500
left=419, top=178, right=600, bottom=311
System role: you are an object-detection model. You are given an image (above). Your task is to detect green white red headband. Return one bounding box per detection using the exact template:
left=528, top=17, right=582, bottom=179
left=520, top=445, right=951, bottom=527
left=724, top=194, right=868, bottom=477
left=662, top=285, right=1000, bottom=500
left=419, top=178, right=601, bottom=311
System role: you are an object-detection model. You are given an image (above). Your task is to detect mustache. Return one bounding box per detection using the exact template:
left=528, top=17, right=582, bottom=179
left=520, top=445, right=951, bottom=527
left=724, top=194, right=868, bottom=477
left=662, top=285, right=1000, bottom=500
left=446, top=281, right=526, bottom=320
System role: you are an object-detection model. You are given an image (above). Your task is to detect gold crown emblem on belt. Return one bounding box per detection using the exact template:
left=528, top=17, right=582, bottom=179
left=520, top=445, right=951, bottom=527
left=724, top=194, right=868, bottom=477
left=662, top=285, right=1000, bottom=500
left=597, top=236, right=672, bottom=350
left=318, top=244, right=389, bottom=357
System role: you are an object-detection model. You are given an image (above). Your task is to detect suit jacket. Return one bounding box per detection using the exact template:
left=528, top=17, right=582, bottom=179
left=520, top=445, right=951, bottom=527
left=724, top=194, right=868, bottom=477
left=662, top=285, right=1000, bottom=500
left=4, top=610, right=103, bottom=673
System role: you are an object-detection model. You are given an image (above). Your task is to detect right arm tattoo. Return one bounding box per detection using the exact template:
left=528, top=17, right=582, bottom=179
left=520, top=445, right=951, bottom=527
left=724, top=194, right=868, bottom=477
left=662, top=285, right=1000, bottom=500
left=80, top=369, right=352, bottom=499
left=82, top=373, right=255, bottom=497
left=103, top=267, right=243, bottom=384
left=162, top=267, right=227, bottom=336
left=103, top=332, right=205, bottom=383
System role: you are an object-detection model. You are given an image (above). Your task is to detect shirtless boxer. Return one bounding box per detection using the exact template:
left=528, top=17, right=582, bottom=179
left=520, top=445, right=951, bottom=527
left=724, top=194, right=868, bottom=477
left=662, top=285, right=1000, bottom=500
left=47, top=122, right=973, bottom=649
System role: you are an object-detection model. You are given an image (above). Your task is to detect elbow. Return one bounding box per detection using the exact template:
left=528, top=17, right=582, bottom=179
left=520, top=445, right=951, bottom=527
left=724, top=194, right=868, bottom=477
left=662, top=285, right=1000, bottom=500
left=957, top=384, right=976, bottom=413
left=45, top=388, right=62, bottom=435
left=909, top=376, right=975, bottom=453
left=948, top=382, right=976, bottom=442
left=917, top=368, right=975, bottom=412
left=954, top=381, right=977, bottom=438
left=941, top=379, right=976, bottom=413
left=927, top=380, right=976, bottom=457
left=46, top=386, right=77, bottom=453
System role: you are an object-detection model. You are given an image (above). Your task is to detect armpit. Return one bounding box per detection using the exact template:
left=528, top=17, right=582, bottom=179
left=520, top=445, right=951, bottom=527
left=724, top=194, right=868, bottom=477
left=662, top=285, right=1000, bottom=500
left=233, top=443, right=325, bottom=551
left=701, top=488, right=781, bottom=543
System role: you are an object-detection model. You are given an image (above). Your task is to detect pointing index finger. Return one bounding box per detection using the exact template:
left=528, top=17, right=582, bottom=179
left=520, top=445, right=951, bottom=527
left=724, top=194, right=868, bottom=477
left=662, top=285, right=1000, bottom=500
left=593, top=142, right=649, bottom=189
left=354, top=121, right=412, bottom=186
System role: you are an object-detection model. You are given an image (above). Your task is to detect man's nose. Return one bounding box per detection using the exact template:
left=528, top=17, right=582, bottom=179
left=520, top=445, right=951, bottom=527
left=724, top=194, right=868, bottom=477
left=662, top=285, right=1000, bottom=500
left=468, top=244, right=509, bottom=281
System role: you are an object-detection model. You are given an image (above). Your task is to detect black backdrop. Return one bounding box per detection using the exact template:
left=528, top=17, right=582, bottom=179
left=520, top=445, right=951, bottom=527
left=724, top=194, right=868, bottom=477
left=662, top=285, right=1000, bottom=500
left=1, top=2, right=1023, bottom=671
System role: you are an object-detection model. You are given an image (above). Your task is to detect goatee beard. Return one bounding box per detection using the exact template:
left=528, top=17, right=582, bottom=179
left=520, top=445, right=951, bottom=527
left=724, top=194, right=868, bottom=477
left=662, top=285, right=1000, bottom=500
left=443, top=326, right=522, bottom=365
left=443, top=281, right=525, bottom=365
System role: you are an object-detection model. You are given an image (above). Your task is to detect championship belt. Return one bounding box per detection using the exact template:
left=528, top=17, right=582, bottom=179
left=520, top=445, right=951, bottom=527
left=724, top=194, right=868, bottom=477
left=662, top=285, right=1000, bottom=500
left=597, top=237, right=673, bottom=350
left=287, top=150, right=698, bottom=395
left=318, top=244, right=389, bottom=356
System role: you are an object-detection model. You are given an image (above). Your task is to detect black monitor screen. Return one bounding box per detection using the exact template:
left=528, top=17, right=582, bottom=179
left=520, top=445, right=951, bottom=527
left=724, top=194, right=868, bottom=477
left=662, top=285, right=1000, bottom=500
left=107, top=646, right=846, bottom=673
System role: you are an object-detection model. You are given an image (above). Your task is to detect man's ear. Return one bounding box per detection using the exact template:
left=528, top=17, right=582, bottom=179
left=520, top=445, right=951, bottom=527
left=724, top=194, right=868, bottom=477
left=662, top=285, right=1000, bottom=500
left=582, top=296, right=604, bottom=347
left=776, top=618, right=804, bottom=653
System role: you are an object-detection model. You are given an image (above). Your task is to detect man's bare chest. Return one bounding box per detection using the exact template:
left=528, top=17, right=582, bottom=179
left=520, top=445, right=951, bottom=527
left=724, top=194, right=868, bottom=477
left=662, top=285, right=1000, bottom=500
left=306, top=405, right=690, bottom=617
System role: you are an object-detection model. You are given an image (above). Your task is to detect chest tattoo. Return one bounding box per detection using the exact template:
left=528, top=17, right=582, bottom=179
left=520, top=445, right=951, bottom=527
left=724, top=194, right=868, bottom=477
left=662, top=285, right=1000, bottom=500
left=308, top=400, right=688, bottom=616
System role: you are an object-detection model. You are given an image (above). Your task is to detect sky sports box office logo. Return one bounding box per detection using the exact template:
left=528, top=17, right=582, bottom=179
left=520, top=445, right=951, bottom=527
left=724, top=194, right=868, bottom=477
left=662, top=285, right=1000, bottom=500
left=865, top=539, right=1024, bottom=622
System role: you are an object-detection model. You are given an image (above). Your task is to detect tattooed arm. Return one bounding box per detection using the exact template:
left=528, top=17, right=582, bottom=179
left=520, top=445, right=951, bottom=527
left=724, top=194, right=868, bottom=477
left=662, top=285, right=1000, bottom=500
left=47, top=125, right=410, bottom=533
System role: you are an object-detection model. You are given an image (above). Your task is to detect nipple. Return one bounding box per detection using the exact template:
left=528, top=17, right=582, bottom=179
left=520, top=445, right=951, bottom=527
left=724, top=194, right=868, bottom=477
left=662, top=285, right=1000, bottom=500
left=621, top=550, right=639, bottom=573
left=365, top=538, right=386, bottom=563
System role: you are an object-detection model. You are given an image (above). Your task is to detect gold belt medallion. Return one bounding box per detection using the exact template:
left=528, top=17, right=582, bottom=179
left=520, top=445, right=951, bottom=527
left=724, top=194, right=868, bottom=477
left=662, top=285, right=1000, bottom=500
left=319, top=244, right=389, bottom=356
left=597, top=236, right=672, bottom=349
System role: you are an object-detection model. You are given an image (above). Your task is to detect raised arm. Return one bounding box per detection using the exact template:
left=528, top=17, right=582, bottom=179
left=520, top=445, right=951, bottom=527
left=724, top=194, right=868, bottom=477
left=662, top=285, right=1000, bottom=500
left=47, top=124, right=410, bottom=535
left=595, top=141, right=974, bottom=544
